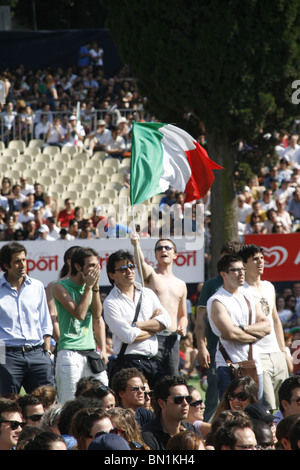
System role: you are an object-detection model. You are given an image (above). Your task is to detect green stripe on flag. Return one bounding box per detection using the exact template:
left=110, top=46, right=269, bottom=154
left=130, top=122, right=166, bottom=205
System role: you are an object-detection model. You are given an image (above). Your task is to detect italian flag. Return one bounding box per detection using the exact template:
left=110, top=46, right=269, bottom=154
left=130, top=122, right=223, bottom=206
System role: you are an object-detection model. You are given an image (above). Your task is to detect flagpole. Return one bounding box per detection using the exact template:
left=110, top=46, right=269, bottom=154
left=131, top=208, right=144, bottom=287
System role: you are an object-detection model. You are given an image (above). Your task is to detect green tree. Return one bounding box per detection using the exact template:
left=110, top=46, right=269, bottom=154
left=103, top=0, right=300, bottom=274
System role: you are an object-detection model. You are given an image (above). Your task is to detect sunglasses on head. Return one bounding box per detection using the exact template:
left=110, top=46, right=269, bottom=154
left=228, top=392, right=248, bottom=402
left=171, top=395, right=193, bottom=405
left=189, top=399, right=203, bottom=407
left=0, top=420, right=26, bottom=430
left=115, top=263, right=136, bottom=273
left=155, top=245, right=173, bottom=252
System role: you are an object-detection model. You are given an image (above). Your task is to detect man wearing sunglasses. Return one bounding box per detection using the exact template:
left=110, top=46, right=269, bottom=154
left=104, top=249, right=170, bottom=389
left=0, top=398, right=25, bottom=450
left=207, top=254, right=271, bottom=399
left=141, top=375, right=200, bottom=450
left=239, top=244, right=288, bottom=413
left=130, top=234, right=188, bottom=376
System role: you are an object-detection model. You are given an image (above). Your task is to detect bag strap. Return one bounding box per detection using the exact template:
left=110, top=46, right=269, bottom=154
left=219, top=294, right=254, bottom=363
left=117, top=291, right=143, bottom=360
left=243, top=295, right=253, bottom=361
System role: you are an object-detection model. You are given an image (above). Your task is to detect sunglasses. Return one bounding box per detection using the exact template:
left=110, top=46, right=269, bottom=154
left=0, top=420, right=26, bottom=430
left=227, top=268, right=246, bottom=274
left=155, top=245, right=173, bottom=252
left=25, top=414, right=43, bottom=422
left=189, top=399, right=203, bottom=407
left=130, top=386, right=146, bottom=392
left=89, top=427, right=119, bottom=439
left=228, top=392, right=248, bottom=402
left=115, top=263, right=136, bottom=273
left=129, top=440, right=145, bottom=450
left=144, top=390, right=153, bottom=399
left=170, top=395, right=193, bottom=405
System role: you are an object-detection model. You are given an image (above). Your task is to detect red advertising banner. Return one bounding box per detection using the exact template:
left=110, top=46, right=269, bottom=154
left=244, top=233, right=300, bottom=282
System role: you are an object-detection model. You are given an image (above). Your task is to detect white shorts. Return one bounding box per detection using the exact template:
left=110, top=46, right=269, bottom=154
left=55, top=349, right=108, bottom=404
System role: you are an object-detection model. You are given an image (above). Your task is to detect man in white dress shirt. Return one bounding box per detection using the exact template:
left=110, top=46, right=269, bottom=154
left=103, top=249, right=170, bottom=388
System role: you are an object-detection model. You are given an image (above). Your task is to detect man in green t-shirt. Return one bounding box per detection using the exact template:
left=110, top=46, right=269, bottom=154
left=53, top=247, right=108, bottom=404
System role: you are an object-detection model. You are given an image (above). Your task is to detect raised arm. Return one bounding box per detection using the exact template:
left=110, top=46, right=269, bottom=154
left=130, top=232, right=155, bottom=281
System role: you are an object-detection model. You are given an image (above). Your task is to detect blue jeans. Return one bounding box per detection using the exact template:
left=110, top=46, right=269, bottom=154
left=217, top=366, right=263, bottom=401
left=0, top=347, right=55, bottom=395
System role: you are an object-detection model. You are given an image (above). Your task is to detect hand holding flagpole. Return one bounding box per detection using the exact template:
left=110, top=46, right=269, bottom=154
left=130, top=225, right=144, bottom=287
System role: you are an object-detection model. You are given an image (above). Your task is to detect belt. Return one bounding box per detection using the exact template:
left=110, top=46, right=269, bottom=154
left=124, top=354, right=158, bottom=362
left=6, top=344, right=43, bottom=353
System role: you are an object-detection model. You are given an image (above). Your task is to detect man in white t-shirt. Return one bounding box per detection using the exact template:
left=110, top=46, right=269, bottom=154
left=207, top=253, right=270, bottom=400
left=239, top=244, right=289, bottom=412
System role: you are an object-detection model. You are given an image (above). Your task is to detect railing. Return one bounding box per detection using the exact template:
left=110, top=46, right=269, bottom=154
left=0, top=107, right=145, bottom=146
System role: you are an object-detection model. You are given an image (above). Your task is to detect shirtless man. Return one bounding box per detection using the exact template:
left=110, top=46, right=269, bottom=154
left=130, top=234, right=188, bottom=375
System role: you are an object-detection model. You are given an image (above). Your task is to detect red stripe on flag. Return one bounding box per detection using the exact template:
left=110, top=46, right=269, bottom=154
left=184, top=141, right=223, bottom=202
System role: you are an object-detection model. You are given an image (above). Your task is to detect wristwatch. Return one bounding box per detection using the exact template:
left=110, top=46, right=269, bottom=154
left=239, top=324, right=245, bottom=331
left=132, top=322, right=137, bottom=328
left=44, top=349, right=52, bottom=355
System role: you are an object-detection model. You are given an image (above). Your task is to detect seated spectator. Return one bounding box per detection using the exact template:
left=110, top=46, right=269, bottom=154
left=244, top=212, right=264, bottom=235
left=1, top=101, right=17, bottom=144
left=274, top=178, right=295, bottom=205
left=18, top=201, right=35, bottom=227
left=45, top=216, right=60, bottom=240
left=186, top=385, right=211, bottom=439
left=86, top=119, right=112, bottom=156
left=42, top=193, right=58, bottom=219
left=258, top=189, right=276, bottom=212
left=67, top=218, right=79, bottom=239
left=272, top=375, right=300, bottom=426
left=103, top=215, right=131, bottom=238
left=36, top=224, right=51, bottom=240
left=57, top=198, right=75, bottom=227
left=213, top=412, right=257, bottom=450
left=43, top=115, right=64, bottom=148
left=275, top=414, right=300, bottom=450
left=165, top=430, right=205, bottom=450
left=141, top=375, right=200, bottom=451
left=90, top=206, right=107, bottom=229
left=107, top=407, right=149, bottom=450
left=245, top=200, right=267, bottom=224
left=34, top=113, right=51, bottom=140
left=284, top=134, right=300, bottom=167
left=262, top=208, right=279, bottom=233
left=1, top=216, right=16, bottom=241
left=9, top=184, right=26, bottom=212
left=33, top=183, right=45, bottom=203
left=213, top=376, right=259, bottom=421
left=288, top=186, right=300, bottom=222
left=276, top=198, right=292, bottom=231
left=70, top=408, right=114, bottom=451
left=104, top=124, right=126, bottom=161
left=0, top=398, right=24, bottom=450
left=64, top=115, right=85, bottom=148
left=18, top=394, right=44, bottom=428
left=24, top=219, right=38, bottom=240
left=20, top=176, right=34, bottom=196
left=277, top=158, right=293, bottom=182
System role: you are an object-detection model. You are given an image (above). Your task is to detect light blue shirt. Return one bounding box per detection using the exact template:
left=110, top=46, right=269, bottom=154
left=0, top=274, right=53, bottom=347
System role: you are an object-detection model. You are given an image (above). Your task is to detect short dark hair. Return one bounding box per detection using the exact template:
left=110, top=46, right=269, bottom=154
left=154, top=238, right=177, bottom=253
left=220, top=241, right=243, bottom=255
left=70, top=246, right=99, bottom=276
left=238, top=244, right=264, bottom=263
left=152, top=375, right=188, bottom=415
left=0, top=242, right=27, bottom=272
left=106, top=249, right=134, bottom=285
left=0, top=398, right=22, bottom=421
left=278, top=375, right=300, bottom=413
left=290, top=419, right=300, bottom=450
left=18, top=395, right=43, bottom=418
left=213, top=414, right=253, bottom=450
left=217, top=253, right=243, bottom=274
